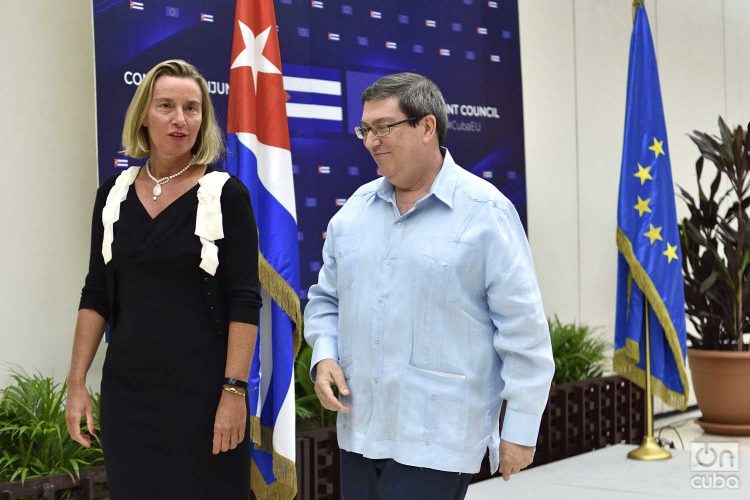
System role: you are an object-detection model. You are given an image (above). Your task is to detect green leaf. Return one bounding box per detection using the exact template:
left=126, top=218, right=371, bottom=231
left=0, top=368, right=105, bottom=482
left=548, top=316, right=609, bottom=385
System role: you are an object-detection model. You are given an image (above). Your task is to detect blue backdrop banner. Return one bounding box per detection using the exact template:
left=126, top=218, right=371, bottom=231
left=93, top=0, right=528, bottom=299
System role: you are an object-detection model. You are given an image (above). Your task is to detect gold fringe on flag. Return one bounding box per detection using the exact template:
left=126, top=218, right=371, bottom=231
left=249, top=415, right=275, bottom=452
left=251, top=454, right=298, bottom=500
left=615, top=228, right=689, bottom=410
left=259, top=252, right=303, bottom=358
left=249, top=252, right=302, bottom=499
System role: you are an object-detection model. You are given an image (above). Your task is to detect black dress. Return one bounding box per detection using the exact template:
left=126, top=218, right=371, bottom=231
left=80, top=168, right=261, bottom=499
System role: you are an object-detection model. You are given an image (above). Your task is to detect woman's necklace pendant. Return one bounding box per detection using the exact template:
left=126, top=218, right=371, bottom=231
left=152, top=183, right=162, bottom=200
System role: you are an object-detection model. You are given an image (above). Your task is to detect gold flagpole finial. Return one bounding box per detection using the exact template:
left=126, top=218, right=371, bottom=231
left=632, top=0, right=644, bottom=24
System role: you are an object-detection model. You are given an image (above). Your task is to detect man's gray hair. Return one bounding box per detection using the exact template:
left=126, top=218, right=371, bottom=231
left=361, top=73, right=448, bottom=146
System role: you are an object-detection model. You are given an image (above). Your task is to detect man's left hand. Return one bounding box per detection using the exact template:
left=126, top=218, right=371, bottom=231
left=499, top=440, right=535, bottom=481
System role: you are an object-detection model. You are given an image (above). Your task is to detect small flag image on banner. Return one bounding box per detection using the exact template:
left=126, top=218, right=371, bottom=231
left=335, top=198, right=347, bottom=206
left=488, top=1, right=498, bottom=8
left=425, top=19, right=436, bottom=28
left=200, top=13, right=214, bottom=23
left=311, top=0, right=324, bottom=9
left=385, top=41, right=397, bottom=49
left=327, top=32, right=340, bottom=41
left=490, top=54, right=500, bottom=62
left=370, top=10, right=382, bottom=19
left=439, top=48, right=451, bottom=57
left=114, top=158, right=129, bottom=168
left=129, top=1, right=144, bottom=11
left=477, top=27, right=488, bottom=35
left=317, top=165, right=331, bottom=174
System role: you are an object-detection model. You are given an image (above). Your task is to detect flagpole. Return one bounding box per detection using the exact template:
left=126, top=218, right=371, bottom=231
left=625, top=0, right=672, bottom=462
left=628, top=302, right=671, bottom=460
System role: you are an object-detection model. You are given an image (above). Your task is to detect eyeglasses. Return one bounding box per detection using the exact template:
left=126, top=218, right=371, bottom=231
left=354, top=117, right=419, bottom=140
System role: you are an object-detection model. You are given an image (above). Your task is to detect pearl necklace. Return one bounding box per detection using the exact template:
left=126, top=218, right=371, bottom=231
left=145, top=156, right=195, bottom=200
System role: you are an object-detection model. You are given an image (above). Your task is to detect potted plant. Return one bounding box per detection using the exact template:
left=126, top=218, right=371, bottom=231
left=678, top=117, right=750, bottom=435
left=294, top=343, right=336, bottom=430
left=548, top=315, right=609, bottom=385
left=0, top=369, right=108, bottom=496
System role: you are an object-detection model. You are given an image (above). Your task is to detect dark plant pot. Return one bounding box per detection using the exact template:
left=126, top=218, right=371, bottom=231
left=688, top=348, right=750, bottom=435
left=0, top=466, right=108, bottom=499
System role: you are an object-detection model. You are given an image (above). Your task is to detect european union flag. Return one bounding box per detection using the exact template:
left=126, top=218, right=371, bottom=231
left=614, top=4, right=689, bottom=410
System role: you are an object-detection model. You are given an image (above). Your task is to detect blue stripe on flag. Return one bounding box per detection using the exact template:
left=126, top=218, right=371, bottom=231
left=225, top=134, right=299, bottom=285
left=225, top=133, right=299, bottom=486
left=252, top=446, right=276, bottom=483
left=260, top=305, right=295, bottom=424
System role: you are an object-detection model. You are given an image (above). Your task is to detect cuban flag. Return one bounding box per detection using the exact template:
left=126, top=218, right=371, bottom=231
left=225, top=0, right=301, bottom=497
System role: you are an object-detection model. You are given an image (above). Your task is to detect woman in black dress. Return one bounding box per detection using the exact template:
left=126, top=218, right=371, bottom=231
left=65, top=59, right=261, bottom=499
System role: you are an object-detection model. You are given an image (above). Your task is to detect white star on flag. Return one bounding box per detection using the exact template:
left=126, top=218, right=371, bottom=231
left=230, top=21, right=281, bottom=93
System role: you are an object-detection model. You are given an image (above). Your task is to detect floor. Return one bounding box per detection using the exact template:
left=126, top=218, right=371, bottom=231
left=465, top=409, right=750, bottom=499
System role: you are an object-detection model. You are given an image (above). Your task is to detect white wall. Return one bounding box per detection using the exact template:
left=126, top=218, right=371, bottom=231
left=521, top=0, right=750, bottom=412
left=0, top=1, right=105, bottom=388
left=1, top=1, right=748, bottom=412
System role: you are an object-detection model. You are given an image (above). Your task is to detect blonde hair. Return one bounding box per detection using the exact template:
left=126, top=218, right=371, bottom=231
left=121, top=59, right=224, bottom=164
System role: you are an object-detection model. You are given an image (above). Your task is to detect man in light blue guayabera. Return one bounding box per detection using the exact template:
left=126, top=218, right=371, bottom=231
left=304, top=73, right=554, bottom=500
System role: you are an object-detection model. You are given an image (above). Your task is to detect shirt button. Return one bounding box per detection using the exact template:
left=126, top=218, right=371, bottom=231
left=441, top=261, right=448, bottom=267
left=385, top=260, right=391, bottom=266
left=377, top=297, right=384, bottom=303
left=431, top=394, right=437, bottom=400
left=396, top=222, right=403, bottom=228
left=374, top=378, right=379, bottom=384
left=374, top=339, right=380, bottom=344
left=425, top=441, right=431, bottom=446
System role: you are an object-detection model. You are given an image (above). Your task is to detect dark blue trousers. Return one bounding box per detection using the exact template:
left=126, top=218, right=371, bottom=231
left=340, top=450, right=473, bottom=500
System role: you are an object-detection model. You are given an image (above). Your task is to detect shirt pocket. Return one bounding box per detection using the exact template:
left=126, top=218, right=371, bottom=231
left=413, top=239, right=472, bottom=302
left=333, top=235, right=361, bottom=294
left=412, top=240, right=474, bottom=364
left=396, top=364, right=468, bottom=450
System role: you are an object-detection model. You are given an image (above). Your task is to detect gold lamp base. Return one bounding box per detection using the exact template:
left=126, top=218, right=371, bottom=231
left=627, top=436, right=672, bottom=461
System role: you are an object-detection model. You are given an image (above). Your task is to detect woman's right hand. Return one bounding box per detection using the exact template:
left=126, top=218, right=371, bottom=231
left=65, top=383, right=96, bottom=447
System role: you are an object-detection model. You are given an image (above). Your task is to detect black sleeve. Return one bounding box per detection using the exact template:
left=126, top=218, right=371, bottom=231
left=78, top=176, right=116, bottom=319
left=218, top=176, right=263, bottom=325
